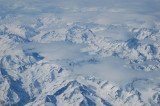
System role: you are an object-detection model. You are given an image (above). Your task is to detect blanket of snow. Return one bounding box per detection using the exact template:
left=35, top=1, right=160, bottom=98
left=0, top=0, right=160, bottom=105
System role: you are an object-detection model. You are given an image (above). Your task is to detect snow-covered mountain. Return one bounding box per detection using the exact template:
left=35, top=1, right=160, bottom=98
left=1, top=0, right=160, bottom=106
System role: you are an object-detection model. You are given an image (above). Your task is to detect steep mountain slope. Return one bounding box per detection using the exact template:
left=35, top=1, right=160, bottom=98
left=1, top=0, right=160, bottom=105
left=0, top=16, right=160, bottom=105
left=0, top=34, right=144, bottom=106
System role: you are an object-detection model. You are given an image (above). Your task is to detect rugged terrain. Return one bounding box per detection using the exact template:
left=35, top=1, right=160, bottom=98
left=0, top=0, right=160, bottom=105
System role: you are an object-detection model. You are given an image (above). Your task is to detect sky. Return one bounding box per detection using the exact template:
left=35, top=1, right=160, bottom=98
left=1, top=0, right=160, bottom=26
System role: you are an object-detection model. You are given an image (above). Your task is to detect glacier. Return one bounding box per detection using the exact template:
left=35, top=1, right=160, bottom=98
left=0, top=0, right=160, bottom=106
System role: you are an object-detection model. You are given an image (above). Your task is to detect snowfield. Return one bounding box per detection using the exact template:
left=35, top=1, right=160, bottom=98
left=0, top=0, right=160, bottom=105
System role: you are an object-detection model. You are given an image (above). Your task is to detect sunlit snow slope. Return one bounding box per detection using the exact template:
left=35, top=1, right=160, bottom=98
left=0, top=0, right=160, bottom=106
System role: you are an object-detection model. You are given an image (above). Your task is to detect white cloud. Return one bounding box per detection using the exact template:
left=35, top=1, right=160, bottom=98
left=2, top=0, right=160, bottom=85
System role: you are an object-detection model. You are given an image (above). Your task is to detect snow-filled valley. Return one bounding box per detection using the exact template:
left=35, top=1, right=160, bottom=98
left=1, top=0, right=160, bottom=106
